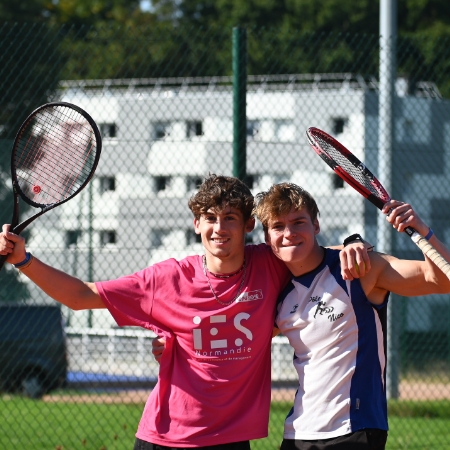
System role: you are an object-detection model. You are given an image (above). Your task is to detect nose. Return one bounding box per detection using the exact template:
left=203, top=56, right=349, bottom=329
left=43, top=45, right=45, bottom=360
left=213, top=218, right=226, bottom=233
left=284, top=225, right=296, bottom=238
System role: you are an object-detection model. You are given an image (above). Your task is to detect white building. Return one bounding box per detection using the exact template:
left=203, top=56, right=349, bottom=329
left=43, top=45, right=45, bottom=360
left=26, top=74, right=450, bottom=333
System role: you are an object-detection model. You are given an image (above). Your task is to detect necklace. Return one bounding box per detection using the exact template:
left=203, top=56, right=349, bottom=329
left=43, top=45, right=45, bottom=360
left=202, top=255, right=247, bottom=306
left=202, top=255, right=246, bottom=279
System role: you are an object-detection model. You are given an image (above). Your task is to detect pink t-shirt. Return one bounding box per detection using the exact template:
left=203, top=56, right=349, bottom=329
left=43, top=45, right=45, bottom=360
left=96, top=244, right=290, bottom=447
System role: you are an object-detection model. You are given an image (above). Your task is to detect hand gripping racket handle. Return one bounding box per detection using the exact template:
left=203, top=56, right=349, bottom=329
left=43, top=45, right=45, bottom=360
left=405, top=227, right=450, bottom=280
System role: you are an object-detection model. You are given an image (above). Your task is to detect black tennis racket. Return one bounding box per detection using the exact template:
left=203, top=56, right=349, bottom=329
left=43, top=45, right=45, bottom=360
left=306, top=126, right=450, bottom=280
left=0, top=102, right=102, bottom=271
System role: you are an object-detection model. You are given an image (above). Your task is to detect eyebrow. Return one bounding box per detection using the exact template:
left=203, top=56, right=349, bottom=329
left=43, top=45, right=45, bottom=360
left=204, top=210, right=240, bottom=217
left=268, top=219, right=284, bottom=227
left=269, top=214, right=308, bottom=226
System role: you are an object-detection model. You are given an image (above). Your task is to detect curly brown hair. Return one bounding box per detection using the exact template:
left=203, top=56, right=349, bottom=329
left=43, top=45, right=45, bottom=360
left=254, top=183, right=320, bottom=230
left=188, top=174, right=254, bottom=221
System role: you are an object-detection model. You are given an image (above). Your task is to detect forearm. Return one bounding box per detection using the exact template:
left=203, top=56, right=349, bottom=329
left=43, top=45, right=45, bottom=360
left=383, top=201, right=450, bottom=290
left=423, top=233, right=450, bottom=291
left=17, top=254, right=105, bottom=310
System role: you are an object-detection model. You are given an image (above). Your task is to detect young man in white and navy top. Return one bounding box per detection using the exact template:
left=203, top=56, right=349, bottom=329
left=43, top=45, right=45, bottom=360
left=254, top=182, right=450, bottom=450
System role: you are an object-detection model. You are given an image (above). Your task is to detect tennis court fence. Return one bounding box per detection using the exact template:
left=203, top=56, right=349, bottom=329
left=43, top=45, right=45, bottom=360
left=0, top=22, right=450, bottom=449
left=65, top=328, right=297, bottom=386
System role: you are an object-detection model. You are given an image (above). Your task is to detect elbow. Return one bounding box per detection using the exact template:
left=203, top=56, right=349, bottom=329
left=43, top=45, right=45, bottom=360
left=438, top=284, right=450, bottom=295
left=70, top=302, right=85, bottom=311
left=431, top=278, right=450, bottom=294
left=60, top=298, right=84, bottom=311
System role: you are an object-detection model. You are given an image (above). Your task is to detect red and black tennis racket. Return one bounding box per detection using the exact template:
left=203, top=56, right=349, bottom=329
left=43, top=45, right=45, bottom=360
left=306, top=126, right=450, bottom=279
left=0, top=102, right=102, bottom=271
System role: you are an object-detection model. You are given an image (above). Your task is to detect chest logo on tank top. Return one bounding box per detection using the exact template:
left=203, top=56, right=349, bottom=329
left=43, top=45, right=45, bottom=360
left=309, top=296, right=345, bottom=323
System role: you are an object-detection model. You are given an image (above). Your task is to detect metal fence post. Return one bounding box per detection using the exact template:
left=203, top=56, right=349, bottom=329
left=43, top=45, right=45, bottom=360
left=379, top=0, right=399, bottom=400
left=232, top=27, right=247, bottom=182
left=88, top=180, right=94, bottom=328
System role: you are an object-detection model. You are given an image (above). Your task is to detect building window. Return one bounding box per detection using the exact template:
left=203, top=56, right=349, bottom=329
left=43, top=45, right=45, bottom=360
left=247, top=120, right=260, bottom=140
left=404, top=119, right=414, bottom=142
left=99, top=123, right=117, bottom=138
left=332, top=173, right=344, bottom=189
left=65, top=230, right=81, bottom=248
left=187, top=121, right=203, bottom=137
left=186, top=176, right=203, bottom=192
left=331, top=117, right=347, bottom=135
left=186, top=229, right=202, bottom=246
left=99, top=176, right=116, bottom=194
left=100, top=230, right=116, bottom=246
left=154, top=176, right=171, bottom=192
left=151, top=229, right=171, bottom=248
left=153, top=122, right=171, bottom=139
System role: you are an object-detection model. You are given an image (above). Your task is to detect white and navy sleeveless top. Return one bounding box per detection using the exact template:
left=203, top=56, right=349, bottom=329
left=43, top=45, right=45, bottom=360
left=276, top=248, right=389, bottom=440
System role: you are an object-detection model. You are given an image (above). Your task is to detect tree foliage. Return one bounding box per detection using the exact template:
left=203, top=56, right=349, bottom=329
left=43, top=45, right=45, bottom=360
left=0, top=12, right=65, bottom=302
left=150, top=0, right=450, bottom=34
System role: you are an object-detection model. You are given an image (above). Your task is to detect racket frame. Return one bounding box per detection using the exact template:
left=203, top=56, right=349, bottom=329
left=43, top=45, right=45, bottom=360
left=306, top=126, right=450, bottom=280
left=9, top=102, right=102, bottom=235
left=306, top=127, right=387, bottom=209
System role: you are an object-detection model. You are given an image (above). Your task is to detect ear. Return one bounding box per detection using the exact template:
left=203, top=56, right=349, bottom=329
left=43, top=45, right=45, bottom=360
left=194, top=218, right=201, bottom=234
left=245, top=217, right=256, bottom=233
left=314, top=218, right=320, bottom=236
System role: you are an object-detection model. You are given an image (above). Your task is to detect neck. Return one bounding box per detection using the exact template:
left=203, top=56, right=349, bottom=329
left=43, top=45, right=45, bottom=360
left=203, top=253, right=245, bottom=275
left=286, top=243, right=325, bottom=277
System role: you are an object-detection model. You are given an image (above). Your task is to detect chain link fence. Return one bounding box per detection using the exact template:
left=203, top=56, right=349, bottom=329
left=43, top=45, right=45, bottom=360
left=0, top=23, right=450, bottom=449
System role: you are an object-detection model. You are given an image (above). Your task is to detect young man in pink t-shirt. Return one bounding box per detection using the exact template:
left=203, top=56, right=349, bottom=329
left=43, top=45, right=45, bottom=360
left=0, top=174, right=368, bottom=450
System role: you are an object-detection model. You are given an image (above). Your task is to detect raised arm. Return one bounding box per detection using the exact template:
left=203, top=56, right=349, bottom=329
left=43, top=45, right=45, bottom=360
left=1, top=224, right=105, bottom=310
left=363, top=200, right=450, bottom=303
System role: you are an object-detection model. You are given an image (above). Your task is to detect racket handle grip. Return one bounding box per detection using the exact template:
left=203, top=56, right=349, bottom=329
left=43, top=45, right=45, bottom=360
left=409, top=230, right=450, bottom=280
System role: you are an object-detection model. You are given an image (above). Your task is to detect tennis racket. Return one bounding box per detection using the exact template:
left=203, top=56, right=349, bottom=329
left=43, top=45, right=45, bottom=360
left=0, top=102, right=102, bottom=271
left=306, top=126, right=450, bottom=279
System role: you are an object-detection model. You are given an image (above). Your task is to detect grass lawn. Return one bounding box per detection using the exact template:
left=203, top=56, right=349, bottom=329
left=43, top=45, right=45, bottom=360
left=251, top=400, right=450, bottom=450
left=0, top=394, right=143, bottom=450
left=1, top=394, right=450, bottom=449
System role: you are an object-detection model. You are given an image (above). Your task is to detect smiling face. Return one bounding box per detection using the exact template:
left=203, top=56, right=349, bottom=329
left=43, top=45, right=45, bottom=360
left=265, top=206, right=323, bottom=276
left=194, top=206, right=255, bottom=273
left=254, top=183, right=324, bottom=275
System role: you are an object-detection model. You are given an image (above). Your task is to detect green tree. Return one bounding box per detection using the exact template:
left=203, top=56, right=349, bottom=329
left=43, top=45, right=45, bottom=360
left=44, top=0, right=142, bottom=28
left=146, top=0, right=450, bottom=95
left=0, top=18, right=65, bottom=301
left=151, top=0, right=450, bottom=34
left=0, top=0, right=49, bottom=22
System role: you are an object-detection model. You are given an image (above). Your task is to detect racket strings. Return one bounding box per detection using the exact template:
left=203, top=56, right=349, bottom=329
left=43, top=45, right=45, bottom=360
left=313, top=134, right=389, bottom=201
left=14, top=105, right=98, bottom=206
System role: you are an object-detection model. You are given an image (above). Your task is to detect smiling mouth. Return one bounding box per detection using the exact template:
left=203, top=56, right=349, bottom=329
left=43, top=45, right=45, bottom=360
left=212, top=238, right=229, bottom=243
left=281, top=242, right=301, bottom=247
